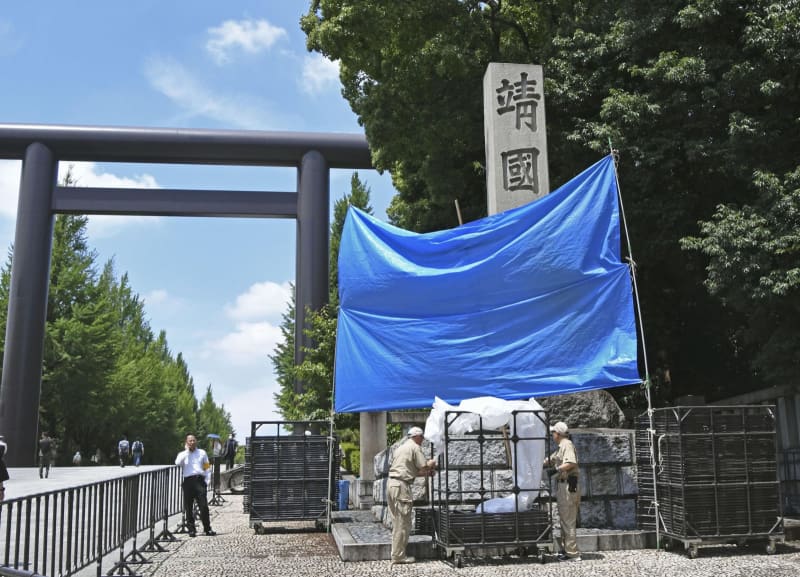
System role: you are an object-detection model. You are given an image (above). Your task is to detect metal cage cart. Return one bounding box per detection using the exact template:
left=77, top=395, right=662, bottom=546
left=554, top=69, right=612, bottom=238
left=430, top=409, right=556, bottom=567
left=636, top=406, right=784, bottom=558
left=243, top=420, right=340, bottom=532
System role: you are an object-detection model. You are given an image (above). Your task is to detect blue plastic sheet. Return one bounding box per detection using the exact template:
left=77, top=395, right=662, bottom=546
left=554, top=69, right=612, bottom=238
left=334, top=155, right=640, bottom=413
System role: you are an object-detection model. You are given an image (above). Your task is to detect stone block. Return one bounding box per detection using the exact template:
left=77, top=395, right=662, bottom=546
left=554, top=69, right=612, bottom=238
left=610, top=499, right=636, bottom=529
left=579, top=501, right=607, bottom=527
left=443, top=436, right=509, bottom=468
left=620, top=466, right=638, bottom=495
left=571, top=430, right=633, bottom=463
left=372, top=477, right=429, bottom=505
left=588, top=467, right=619, bottom=496
left=538, top=390, right=625, bottom=428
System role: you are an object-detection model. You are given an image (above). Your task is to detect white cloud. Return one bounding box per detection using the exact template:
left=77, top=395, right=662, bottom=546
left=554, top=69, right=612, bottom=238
left=219, top=383, right=283, bottom=438
left=144, top=288, right=170, bottom=306
left=183, top=280, right=292, bottom=434
left=58, top=162, right=161, bottom=239
left=206, top=19, right=287, bottom=65
left=58, top=162, right=159, bottom=189
left=300, top=53, right=340, bottom=94
left=203, top=320, right=283, bottom=367
left=225, top=280, right=292, bottom=322
left=0, top=160, right=160, bottom=238
left=0, top=160, right=21, bottom=219
left=144, top=56, right=275, bottom=129
left=0, top=19, right=23, bottom=56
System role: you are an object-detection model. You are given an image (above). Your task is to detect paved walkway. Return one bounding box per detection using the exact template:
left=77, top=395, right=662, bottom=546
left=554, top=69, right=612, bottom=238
left=5, top=465, right=166, bottom=499
left=133, top=495, right=800, bottom=577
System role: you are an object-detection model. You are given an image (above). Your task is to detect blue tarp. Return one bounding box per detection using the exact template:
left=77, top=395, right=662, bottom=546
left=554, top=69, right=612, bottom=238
left=334, top=155, right=640, bottom=413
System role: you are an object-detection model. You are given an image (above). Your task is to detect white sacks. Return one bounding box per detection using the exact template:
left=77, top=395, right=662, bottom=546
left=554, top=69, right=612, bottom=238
left=425, top=396, right=547, bottom=512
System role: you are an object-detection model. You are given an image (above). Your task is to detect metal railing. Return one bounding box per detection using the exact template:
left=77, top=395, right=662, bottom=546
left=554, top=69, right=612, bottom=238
left=780, top=448, right=800, bottom=515
left=1, top=466, right=183, bottom=577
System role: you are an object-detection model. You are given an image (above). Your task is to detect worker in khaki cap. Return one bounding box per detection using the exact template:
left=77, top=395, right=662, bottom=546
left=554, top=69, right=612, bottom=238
left=386, top=426, right=437, bottom=565
left=544, top=421, right=581, bottom=561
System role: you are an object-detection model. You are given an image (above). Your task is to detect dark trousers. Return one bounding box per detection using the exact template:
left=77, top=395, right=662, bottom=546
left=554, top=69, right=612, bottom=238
left=39, top=455, right=51, bottom=478
left=182, top=475, right=211, bottom=533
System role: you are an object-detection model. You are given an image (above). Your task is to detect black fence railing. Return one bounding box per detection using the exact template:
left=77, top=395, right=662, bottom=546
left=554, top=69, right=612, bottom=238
left=0, top=466, right=183, bottom=577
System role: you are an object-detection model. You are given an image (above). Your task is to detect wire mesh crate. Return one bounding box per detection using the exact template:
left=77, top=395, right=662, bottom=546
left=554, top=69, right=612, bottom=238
left=430, top=409, right=556, bottom=567
left=243, top=420, right=340, bottom=529
left=636, top=406, right=784, bottom=558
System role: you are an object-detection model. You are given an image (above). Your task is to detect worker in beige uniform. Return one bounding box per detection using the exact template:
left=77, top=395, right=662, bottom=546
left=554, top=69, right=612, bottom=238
left=387, top=426, right=437, bottom=565
left=544, top=421, right=581, bottom=561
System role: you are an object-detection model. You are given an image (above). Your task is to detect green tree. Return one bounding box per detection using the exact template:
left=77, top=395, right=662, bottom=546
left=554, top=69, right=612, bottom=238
left=303, top=0, right=800, bottom=403
left=40, top=214, right=120, bottom=461
left=196, top=384, right=233, bottom=443
left=682, top=168, right=800, bottom=384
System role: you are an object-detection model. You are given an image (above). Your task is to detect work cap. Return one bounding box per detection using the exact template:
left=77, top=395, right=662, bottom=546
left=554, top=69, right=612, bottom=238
left=550, top=421, right=569, bottom=435
left=407, top=426, right=424, bottom=438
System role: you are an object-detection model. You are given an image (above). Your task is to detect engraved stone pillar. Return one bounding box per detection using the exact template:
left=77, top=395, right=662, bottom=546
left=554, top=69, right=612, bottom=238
left=484, top=63, right=550, bottom=215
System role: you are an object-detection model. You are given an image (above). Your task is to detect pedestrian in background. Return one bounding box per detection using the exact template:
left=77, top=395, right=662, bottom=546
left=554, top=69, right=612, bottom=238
left=174, top=434, right=216, bottom=537
left=72, top=450, right=82, bottom=465
left=223, top=433, right=238, bottom=470
left=38, top=431, right=53, bottom=478
left=118, top=436, right=130, bottom=467
left=132, top=439, right=144, bottom=466
left=544, top=421, right=581, bottom=561
left=0, top=435, right=9, bottom=501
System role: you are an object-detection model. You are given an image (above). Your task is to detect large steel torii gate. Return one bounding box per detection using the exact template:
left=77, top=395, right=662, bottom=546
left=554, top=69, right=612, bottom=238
left=0, top=123, right=373, bottom=466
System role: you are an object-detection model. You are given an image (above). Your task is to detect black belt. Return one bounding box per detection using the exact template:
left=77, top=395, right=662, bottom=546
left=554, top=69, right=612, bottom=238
left=389, top=476, right=410, bottom=484
left=183, top=474, right=204, bottom=480
left=558, top=476, right=578, bottom=483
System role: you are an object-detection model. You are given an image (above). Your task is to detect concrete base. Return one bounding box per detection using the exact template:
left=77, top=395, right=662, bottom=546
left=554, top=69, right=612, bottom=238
left=785, top=517, right=800, bottom=541
left=330, top=510, right=654, bottom=562
left=331, top=524, right=437, bottom=562
left=577, top=530, right=655, bottom=552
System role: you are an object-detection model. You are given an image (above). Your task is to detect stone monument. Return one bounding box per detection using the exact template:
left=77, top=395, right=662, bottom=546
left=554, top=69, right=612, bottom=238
left=484, top=62, right=550, bottom=215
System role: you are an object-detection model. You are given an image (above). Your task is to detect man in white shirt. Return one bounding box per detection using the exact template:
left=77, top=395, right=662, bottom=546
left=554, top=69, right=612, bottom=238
left=174, top=434, right=216, bottom=537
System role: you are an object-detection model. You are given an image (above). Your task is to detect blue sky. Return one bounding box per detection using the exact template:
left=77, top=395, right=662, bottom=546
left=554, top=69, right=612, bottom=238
left=0, top=1, right=397, bottom=439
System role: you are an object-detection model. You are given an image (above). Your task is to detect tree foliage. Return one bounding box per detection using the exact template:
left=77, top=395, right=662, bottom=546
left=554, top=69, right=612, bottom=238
left=303, top=0, right=800, bottom=401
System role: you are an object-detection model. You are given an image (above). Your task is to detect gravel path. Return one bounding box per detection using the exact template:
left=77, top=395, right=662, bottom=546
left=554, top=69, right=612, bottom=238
left=139, top=495, right=800, bottom=577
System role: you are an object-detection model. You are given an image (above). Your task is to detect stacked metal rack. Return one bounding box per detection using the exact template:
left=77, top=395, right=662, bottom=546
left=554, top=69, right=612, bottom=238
left=243, top=420, right=340, bottom=531
left=636, top=406, right=784, bottom=558
left=430, top=409, right=555, bottom=567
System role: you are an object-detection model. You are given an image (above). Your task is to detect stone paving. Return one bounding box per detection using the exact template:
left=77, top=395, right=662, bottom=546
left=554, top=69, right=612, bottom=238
left=136, top=495, right=800, bottom=577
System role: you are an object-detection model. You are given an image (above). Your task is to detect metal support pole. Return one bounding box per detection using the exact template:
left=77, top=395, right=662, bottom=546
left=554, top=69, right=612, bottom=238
left=0, top=142, right=57, bottom=466
left=294, top=150, right=330, bottom=394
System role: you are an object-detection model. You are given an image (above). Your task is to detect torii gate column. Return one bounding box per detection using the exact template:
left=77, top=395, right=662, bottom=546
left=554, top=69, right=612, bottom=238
left=0, top=143, right=57, bottom=466
left=295, top=150, right=329, bottom=395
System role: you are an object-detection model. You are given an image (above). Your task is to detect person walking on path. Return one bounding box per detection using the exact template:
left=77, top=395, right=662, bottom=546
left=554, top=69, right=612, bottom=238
left=118, top=436, right=130, bottom=467
left=174, top=434, right=216, bottom=537
left=223, top=433, right=238, bottom=470
left=386, top=426, right=437, bottom=565
left=38, top=432, right=53, bottom=478
left=132, top=439, right=144, bottom=467
left=544, top=421, right=581, bottom=561
left=72, top=450, right=82, bottom=465
left=0, top=435, right=9, bottom=501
